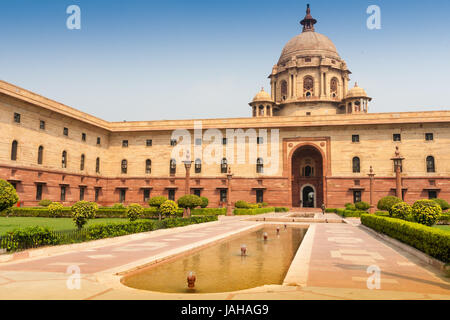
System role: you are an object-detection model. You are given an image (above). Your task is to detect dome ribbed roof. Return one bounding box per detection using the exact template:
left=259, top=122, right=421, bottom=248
left=346, top=83, right=368, bottom=98
left=252, top=88, right=272, bottom=103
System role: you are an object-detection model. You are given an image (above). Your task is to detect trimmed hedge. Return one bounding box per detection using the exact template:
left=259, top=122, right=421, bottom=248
left=335, top=210, right=368, bottom=218
left=1, top=216, right=218, bottom=252
left=191, top=208, right=226, bottom=216
left=361, top=214, right=450, bottom=263
left=274, top=207, right=290, bottom=212
left=325, top=208, right=337, bottom=213
left=233, top=207, right=275, bottom=215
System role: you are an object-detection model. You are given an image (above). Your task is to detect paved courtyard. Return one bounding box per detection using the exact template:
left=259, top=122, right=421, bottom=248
left=0, top=213, right=448, bottom=300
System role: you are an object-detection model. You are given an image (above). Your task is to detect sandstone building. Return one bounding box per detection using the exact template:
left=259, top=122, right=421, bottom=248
left=1, top=6, right=449, bottom=208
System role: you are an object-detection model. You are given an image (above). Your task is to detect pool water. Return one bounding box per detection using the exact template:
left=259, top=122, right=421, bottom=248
left=121, top=226, right=307, bottom=293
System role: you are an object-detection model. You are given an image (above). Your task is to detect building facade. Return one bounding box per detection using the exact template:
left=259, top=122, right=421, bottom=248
left=1, top=6, right=449, bottom=208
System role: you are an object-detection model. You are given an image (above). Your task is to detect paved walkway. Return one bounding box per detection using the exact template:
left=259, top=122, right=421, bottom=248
left=0, top=214, right=448, bottom=300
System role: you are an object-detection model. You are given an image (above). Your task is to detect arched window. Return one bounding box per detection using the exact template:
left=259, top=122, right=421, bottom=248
left=170, top=158, right=176, bottom=174
left=80, top=154, right=85, bottom=171
left=256, top=158, right=264, bottom=173
left=37, top=146, right=43, bottom=165
left=330, top=78, right=338, bottom=98
left=11, top=141, right=18, bottom=161
left=259, top=105, right=264, bottom=116
left=426, top=156, right=435, bottom=173
left=62, top=151, right=67, bottom=168
left=354, top=100, right=361, bottom=112
left=280, top=80, right=288, bottom=100
left=304, top=165, right=313, bottom=177
left=303, top=76, right=314, bottom=98
left=221, top=158, right=228, bottom=173
left=96, top=157, right=100, bottom=173
left=195, top=158, right=202, bottom=174
left=266, top=105, right=271, bottom=116
left=121, top=159, right=127, bottom=174
left=352, top=157, right=361, bottom=173
left=347, top=103, right=352, bottom=114
left=145, top=159, right=152, bottom=174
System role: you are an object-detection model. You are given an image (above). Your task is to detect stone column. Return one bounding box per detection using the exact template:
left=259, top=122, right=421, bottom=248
left=368, top=166, right=375, bottom=214
left=183, top=153, right=193, bottom=218
left=226, top=167, right=233, bottom=216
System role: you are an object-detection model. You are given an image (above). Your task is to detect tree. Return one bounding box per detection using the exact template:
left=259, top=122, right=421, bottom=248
left=160, top=200, right=179, bottom=216
left=377, top=196, right=402, bottom=211
left=177, top=195, right=202, bottom=218
left=200, top=196, right=209, bottom=208
left=148, top=196, right=168, bottom=221
left=0, top=179, right=19, bottom=213
left=71, top=201, right=98, bottom=230
left=126, top=203, right=144, bottom=222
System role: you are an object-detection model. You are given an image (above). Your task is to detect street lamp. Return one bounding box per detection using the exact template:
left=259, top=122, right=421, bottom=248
left=183, top=150, right=193, bottom=218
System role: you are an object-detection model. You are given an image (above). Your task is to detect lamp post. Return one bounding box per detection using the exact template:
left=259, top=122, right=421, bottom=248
left=391, top=147, right=404, bottom=200
left=226, top=166, right=233, bottom=216
left=368, top=166, right=375, bottom=214
left=183, top=150, right=193, bottom=218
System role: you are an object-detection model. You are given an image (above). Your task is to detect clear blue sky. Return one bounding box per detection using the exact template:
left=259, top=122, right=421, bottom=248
left=1, top=0, right=449, bottom=121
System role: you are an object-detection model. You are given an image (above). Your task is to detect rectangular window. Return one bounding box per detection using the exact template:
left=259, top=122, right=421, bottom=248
left=82, top=133, right=86, bottom=142
left=195, top=138, right=202, bottom=146
left=222, top=138, right=227, bottom=145
left=36, top=184, right=43, bottom=201
left=220, top=189, right=227, bottom=203
left=168, top=189, right=175, bottom=201
left=353, top=190, right=362, bottom=204
left=256, top=190, right=264, bottom=203
left=60, top=186, right=66, bottom=201
left=425, top=133, right=434, bottom=141
left=393, top=134, right=401, bottom=142
left=146, top=139, right=152, bottom=147
left=352, top=135, right=360, bottom=143
left=428, top=190, right=438, bottom=200
left=119, top=189, right=126, bottom=203
left=122, top=140, right=128, bottom=147
left=143, top=189, right=150, bottom=202
left=257, top=137, right=264, bottom=145
left=170, top=139, right=177, bottom=146
left=40, top=120, right=46, bottom=130
left=63, top=127, right=69, bottom=136
left=14, top=113, right=21, bottom=123
left=79, top=187, right=85, bottom=201
left=95, top=188, right=100, bottom=202
left=97, top=137, right=101, bottom=145
left=10, top=182, right=17, bottom=190
left=193, top=189, right=201, bottom=197
left=306, top=112, right=311, bottom=116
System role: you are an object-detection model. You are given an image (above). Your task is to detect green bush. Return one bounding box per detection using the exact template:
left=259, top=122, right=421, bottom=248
left=275, top=207, right=290, bottom=212
left=355, top=201, right=370, bottom=211
left=48, top=202, right=64, bottom=218
left=233, top=207, right=275, bottom=215
left=178, top=195, right=202, bottom=209
left=160, top=200, right=179, bottom=216
left=325, top=208, right=337, bottom=213
left=38, top=199, right=52, bottom=207
left=375, top=211, right=390, bottom=217
left=148, top=196, right=168, bottom=208
left=200, top=196, right=209, bottom=208
left=4, top=226, right=59, bottom=251
left=71, top=201, right=98, bottom=229
left=112, top=203, right=126, bottom=209
left=257, top=202, right=269, bottom=208
left=438, top=213, right=450, bottom=225
left=336, top=208, right=345, bottom=215
left=126, top=203, right=144, bottom=222
left=431, top=198, right=450, bottom=211
left=361, top=214, right=450, bottom=263
left=345, top=203, right=356, bottom=211
left=0, top=179, right=19, bottom=212
left=235, top=200, right=250, bottom=209
left=412, top=200, right=442, bottom=226
left=377, top=196, right=402, bottom=211
left=388, top=202, right=413, bottom=221
left=191, top=208, right=226, bottom=215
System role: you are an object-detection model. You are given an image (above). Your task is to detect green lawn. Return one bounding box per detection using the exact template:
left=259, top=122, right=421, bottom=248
left=0, top=217, right=139, bottom=235
left=433, top=225, right=450, bottom=232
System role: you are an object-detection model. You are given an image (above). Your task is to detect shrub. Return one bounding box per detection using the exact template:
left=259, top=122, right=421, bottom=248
left=432, top=198, right=450, bottom=211
left=325, top=208, right=337, bottom=213
left=148, top=196, right=168, bottom=208
left=375, top=211, right=390, bottom=217
left=388, top=202, right=413, bottom=221
left=191, top=208, right=226, bottom=215
left=355, top=201, right=370, bottom=211
left=412, top=200, right=442, bottom=226
left=377, top=196, right=402, bottom=211
left=160, top=200, right=179, bottom=216
left=275, top=207, right=290, bottom=212
left=112, top=203, right=126, bottom=209
left=4, top=226, right=59, bottom=251
left=38, top=199, right=52, bottom=207
left=177, top=195, right=202, bottom=210
left=235, top=200, right=250, bottom=209
left=361, top=214, right=450, bottom=263
left=199, top=196, right=209, bottom=208
left=71, top=201, right=98, bottom=230
left=126, top=203, right=144, bottom=221
left=0, top=179, right=19, bottom=212
left=48, top=202, right=64, bottom=218
left=345, top=203, right=356, bottom=211
left=233, top=207, right=275, bottom=215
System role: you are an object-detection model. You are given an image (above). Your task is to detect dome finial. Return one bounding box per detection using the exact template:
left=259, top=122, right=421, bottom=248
left=300, top=4, right=317, bottom=32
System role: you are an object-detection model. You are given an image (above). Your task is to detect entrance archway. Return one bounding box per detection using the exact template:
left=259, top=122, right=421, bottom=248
left=291, top=145, right=324, bottom=208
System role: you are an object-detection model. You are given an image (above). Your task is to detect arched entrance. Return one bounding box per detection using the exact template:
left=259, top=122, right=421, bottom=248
left=291, top=145, right=324, bottom=208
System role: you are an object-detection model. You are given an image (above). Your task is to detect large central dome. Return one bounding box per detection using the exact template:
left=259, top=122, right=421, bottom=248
left=278, top=31, right=340, bottom=64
